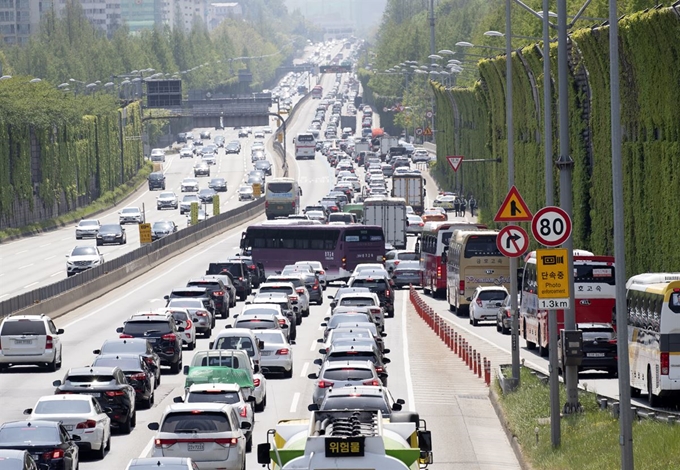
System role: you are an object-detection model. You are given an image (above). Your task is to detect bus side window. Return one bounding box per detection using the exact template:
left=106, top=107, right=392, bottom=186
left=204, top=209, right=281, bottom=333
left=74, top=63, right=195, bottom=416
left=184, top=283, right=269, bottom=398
left=652, top=296, right=661, bottom=332
left=669, top=292, right=680, bottom=314
left=641, top=294, right=652, bottom=331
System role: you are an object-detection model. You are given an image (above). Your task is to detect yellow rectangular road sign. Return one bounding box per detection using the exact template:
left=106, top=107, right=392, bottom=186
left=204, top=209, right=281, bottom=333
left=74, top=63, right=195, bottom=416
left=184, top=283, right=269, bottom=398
left=536, top=248, right=570, bottom=300
left=139, top=223, right=152, bottom=245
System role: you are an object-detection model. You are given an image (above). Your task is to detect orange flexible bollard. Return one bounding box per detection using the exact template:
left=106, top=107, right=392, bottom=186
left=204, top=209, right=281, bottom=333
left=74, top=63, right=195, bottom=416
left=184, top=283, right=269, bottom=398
left=477, top=353, right=482, bottom=378
left=464, top=342, right=469, bottom=365
left=484, top=358, right=491, bottom=385
left=472, top=349, right=477, bottom=373
left=453, top=332, right=459, bottom=354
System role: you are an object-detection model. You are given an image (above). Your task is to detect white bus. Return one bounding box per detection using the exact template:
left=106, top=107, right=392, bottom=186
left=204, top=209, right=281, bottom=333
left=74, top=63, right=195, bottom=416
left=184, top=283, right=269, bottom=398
left=264, top=178, right=300, bottom=219
left=627, top=273, right=680, bottom=406
left=294, top=133, right=316, bottom=160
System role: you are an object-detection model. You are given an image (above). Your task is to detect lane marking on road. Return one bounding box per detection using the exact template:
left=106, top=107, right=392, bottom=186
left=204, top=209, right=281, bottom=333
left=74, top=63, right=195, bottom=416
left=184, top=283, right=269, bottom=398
left=45, top=255, right=55, bottom=261
left=18, top=264, right=34, bottom=270
left=61, top=237, right=71, bottom=241
left=15, top=250, right=28, bottom=255
left=300, top=361, right=309, bottom=378
left=50, top=271, right=62, bottom=277
left=401, top=293, right=416, bottom=412
left=63, top=232, right=240, bottom=328
left=290, top=392, right=300, bottom=413
left=309, top=340, right=317, bottom=352
left=139, top=437, right=154, bottom=458
left=23, top=282, right=38, bottom=289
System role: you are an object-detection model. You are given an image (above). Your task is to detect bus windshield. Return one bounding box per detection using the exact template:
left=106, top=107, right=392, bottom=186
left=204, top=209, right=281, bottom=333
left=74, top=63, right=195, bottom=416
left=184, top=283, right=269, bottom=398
left=267, top=182, right=293, bottom=193
left=297, top=134, right=315, bottom=142
left=464, top=235, right=502, bottom=257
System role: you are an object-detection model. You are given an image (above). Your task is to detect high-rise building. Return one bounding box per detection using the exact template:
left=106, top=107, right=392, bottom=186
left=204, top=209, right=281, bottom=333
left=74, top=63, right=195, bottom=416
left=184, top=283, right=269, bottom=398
left=206, top=2, right=242, bottom=31
left=52, top=0, right=121, bottom=37
left=120, top=0, right=163, bottom=33
left=162, top=0, right=208, bottom=32
left=0, top=0, right=52, bottom=45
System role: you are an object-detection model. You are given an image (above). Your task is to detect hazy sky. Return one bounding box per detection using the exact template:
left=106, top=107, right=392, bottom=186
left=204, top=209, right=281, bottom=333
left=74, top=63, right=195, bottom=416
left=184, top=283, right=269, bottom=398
left=283, top=0, right=388, bottom=37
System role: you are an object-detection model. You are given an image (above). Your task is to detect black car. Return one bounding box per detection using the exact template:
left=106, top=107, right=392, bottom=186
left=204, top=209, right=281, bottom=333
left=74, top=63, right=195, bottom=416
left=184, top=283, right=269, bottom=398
left=116, top=314, right=184, bottom=374
left=92, top=338, right=161, bottom=388
left=209, top=178, right=228, bottom=192
left=0, top=421, right=79, bottom=470
left=186, top=278, right=231, bottom=319
left=206, top=262, right=253, bottom=300
left=254, top=159, right=272, bottom=176
left=91, top=354, right=155, bottom=408
left=198, top=188, right=216, bottom=203
left=53, top=366, right=136, bottom=434
left=176, top=133, right=187, bottom=143
left=148, top=172, right=166, bottom=190
left=96, top=224, right=126, bottom=246
left=164, top=287, right=216, bottom=324
left=228, top=255, right=266, bottom=288
left=151, top=220, right=177, bottom=241
left=558, top=323, right=618, bottom=377
left=347, top=275, right=395, bottom=317
left=225, top=141, right=241, bottom=154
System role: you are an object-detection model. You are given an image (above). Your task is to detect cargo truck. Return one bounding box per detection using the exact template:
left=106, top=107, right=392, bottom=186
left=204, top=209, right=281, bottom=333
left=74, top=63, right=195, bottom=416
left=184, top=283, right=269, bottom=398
left=391, top=173, right=426, bottom=215
left=341, top=115, right=356, bottom=134
left=363, top=197, right=407, bottom=249
left=257, top=409, right=433, bottom=470
left=380, top=136, right=399, bottom=160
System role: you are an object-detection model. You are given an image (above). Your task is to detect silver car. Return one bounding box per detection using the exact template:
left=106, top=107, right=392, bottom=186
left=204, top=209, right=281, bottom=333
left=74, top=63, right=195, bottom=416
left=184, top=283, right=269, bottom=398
left=157, top=191, right=179, bottom=210
left=179, top=194, right=200, bottom=215
left=118, top=207, right=143, bottom=224
left=309, top=360, right=382, bottom=406
left=294, top=260, right=328, bottom=289
left=75, top=219, right=100, bottom=239
left=253, top=330, right=293, bottom=378
left=180, top=178, right=199, bottom=192
left=66, top=245, right=104, bottom=277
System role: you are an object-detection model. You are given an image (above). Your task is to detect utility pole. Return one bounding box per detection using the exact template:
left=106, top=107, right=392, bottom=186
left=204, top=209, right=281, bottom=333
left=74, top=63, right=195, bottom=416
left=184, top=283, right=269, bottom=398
left=428, top=0, right=436, bottom=136
left=556, top=0, right=579, bottom=413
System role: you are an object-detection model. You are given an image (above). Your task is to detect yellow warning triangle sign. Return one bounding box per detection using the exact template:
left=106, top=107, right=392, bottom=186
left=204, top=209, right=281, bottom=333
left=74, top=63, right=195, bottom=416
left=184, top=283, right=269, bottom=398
left=494, top=185, right=533, bottom=222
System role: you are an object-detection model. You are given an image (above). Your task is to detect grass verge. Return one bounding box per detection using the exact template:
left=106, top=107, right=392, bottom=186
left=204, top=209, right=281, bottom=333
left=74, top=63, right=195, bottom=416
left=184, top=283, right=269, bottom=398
left=0, top=162, right=153, bottom=243
left=497, top=366, right=680, bottom=469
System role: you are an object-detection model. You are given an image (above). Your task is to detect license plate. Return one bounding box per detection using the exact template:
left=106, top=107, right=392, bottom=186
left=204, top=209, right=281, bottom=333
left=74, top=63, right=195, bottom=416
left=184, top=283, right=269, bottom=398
left=261, top=351, right=272, bottom=356
left=188, top=442, right=204, bottom=451
left=63, top=425, right=74, bottom=431
left=587, top=352, right=605, bottom=357
left=277, top=205, right=283, bottom=210
left=13, top=339, right=32, bottom=344
left=81, top=392, right=101, bottom=397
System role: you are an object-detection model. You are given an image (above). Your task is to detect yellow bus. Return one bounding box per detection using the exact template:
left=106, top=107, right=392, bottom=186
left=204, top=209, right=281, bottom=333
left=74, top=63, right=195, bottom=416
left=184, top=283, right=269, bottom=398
left=445, top=230, right=511, bottom=315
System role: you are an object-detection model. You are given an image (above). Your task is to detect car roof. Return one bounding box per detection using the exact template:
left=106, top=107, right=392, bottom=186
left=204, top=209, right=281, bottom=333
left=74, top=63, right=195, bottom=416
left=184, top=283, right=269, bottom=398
left=171, top=287, right=209, bottom=294
left=325, top=385, right=387, bottom=397
left=322, top=360, right=375, bottom=370
left=214, top=328, right=258, bottom=338
left=164, top=403, right=234, bottom=414
left=127, top=457, right=192, bottom=467
left=66, top=366, right=120, bottom=376
left=128, top=313, right=171, bottom=321
left=329, top=343, right=376, bottom=353
left=188, top=383, right=241, bottom=393
left=34, top=394, right=94, bottom=403
left=1, top=420, right=61, bottom=429
left=243, top=304, right=282, bottom=313
left=475, top=286, right=509, bottom=292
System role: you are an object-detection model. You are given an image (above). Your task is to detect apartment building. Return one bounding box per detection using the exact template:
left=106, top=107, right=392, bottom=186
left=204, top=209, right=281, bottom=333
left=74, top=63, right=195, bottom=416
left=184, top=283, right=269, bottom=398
left=0, top=0, right=52, bottom=45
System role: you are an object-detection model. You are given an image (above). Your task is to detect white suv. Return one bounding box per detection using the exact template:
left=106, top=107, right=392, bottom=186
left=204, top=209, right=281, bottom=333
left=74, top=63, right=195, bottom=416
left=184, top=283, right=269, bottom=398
left=469, top=286, right=509, bottom=326
left=0, top=314, right=64, bottom=372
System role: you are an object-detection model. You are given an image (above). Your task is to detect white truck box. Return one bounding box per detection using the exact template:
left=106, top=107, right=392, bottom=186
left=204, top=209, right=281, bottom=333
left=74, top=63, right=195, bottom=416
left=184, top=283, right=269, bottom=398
left=391, top=173, right=425, bottom=215
left=363, top=197, right=407, bottom=249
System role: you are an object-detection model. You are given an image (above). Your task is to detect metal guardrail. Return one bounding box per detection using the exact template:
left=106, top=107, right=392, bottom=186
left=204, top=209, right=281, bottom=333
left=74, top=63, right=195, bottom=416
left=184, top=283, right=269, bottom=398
left=0, top=198, right=263, bottom=319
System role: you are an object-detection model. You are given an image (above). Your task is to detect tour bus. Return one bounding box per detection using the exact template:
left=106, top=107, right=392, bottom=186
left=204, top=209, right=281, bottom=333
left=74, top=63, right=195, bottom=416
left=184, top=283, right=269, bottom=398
left=418, top=221, right=486, bottom=298
left=520, top=250, right=615, bottom=356
left=294, top=132, right=316, bottom=160
left=264, top=178, right=300, bottom=219
left=626, top=273, right=680, bottom=406
left=240, top=224, right=385, bottom=281
left=311, top=85, right=323, bottom=99
left=445, top=230, right=511, bottom=314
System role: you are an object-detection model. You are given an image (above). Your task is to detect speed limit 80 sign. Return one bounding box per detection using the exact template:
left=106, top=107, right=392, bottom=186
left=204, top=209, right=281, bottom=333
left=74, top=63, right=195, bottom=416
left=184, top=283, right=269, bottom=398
left=531, top=206, right=572, bottom=247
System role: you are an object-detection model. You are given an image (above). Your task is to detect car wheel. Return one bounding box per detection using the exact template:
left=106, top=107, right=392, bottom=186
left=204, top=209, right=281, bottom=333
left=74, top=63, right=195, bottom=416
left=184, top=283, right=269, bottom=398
left=57, top=350, right=62, bottom=369
left=105, top=434, right=111, bottom=451
left=95, top=436, right=106, bottom=460
left=144, top=391, right=154, bottom=409
left=0, top=365, right=7, bottom=373
left=246, top=434, right=252, bottom=452
left=131, top=411, right=137, bottom=428
left=501, top=323, right=510, bottom=335
left=222, top=308, right=229, bottom=319
left=120, top=415, right=132, bottom=435
left=47, top=355, right=57, bottom=372
left=283, top=368, right=293, bottom=379
left=122, top=235, right=127, bottom=245
left=239, top=293, right=247, bottom=301
left=496, top=322, right=501, bottom=332
left=188, top=339, right=196, bottom=351
left=203, top=329, right=211, bottom=339
left=170, top=359, right=181, bottom=374
left=317, top=298, right=323, bottom=305
left=96, top=240, right=102, bottom=246
left=254, top=396, right=265, bottom=412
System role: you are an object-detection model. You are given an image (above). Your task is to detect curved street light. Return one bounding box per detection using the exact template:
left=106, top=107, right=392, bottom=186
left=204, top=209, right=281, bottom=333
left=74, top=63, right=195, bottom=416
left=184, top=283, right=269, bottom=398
left=455, top=41, right=474, bottom=47
left=438, top=49, right=455, bottom=55
left=29, top=78, right=42, bottom=83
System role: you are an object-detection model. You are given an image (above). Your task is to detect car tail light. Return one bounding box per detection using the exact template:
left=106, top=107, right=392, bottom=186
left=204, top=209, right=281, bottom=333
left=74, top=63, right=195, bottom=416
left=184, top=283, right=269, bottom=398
left=239, top=406, right=248, bottom=418
left=459, top=280, right=465, bottom=296
left=215, top=438, right=239, bottom=447
left=476, top=298, right=483, bottom=307
left=375, top=366, right=384, bottom=374
left=213, top=291, right=224, bottom=296
left=505, top=309, right=512, bottom=318
left=105, top=390, right=125, bottom=397
left=319, top=270, right=325, bottom=275
left=661, top=352, right=670, bottom=375
left=162, top=334, right=177, bottom=341
left=370, top=308, right=381, bottom=317
left=265, top=201, right=269, bottom=208
left=276, top=348, right=290, bottom=355
left=419, top=222, right=424, bottom=226
left=363, top=379, right=380, bottom=386
left=296, top=288, right=305, bottom=294
left=45, top=335, right=54, bottom=350
left=278, top=318, right=287, bottom=327
left=253, top=377, right=261, bottom=388
left=317, top=379, right=334, bottom=388
left=249, top=264, right=255, bottom=270
left=394, top=260, right=400, bottom=266
left=289, top=295, right=298, bottom=302
left=42, top=449, right=64, bottom=460
left=119, top=334, right=134, bottom=339
left=155, top=439, right=177, bottom=449
left=313, top=284, right=319, bottom=290
left=196, top=311, right=208, bottom=317
left=143, top=357, right=155, bottom=365
left=76, top=420, right=97, bottom=429
left=185, top=319, right=192, bottom=330
left=130, top=372, right=147, bottom=381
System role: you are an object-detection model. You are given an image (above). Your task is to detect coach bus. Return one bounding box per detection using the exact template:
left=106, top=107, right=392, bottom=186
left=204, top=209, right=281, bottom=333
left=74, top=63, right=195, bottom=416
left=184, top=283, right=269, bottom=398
left=627, top=273, right=680, bottom=407
left=418, top=221, right=486, bottom=298
left=445, top=230, right=510, bottom=315
left=240, top=224, right=385, bottom=282
left=311, top=85, right=323, bottom=99
left=294, top=132, right=316, bottom=160
left=520, top=250, right=615, bottom=357
left=264, top=178, right=300, bottom=220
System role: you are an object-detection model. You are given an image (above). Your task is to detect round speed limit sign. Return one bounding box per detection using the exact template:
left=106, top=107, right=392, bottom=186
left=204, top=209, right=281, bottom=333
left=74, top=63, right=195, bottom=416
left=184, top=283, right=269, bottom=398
left=531, top=206, right=572, bottom=247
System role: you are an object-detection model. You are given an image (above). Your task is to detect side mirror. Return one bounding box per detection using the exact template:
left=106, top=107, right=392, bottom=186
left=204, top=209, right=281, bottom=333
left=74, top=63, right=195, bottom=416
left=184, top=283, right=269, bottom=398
left=247, top=395, right=256, bottom=402
left=313, top=359, right=322, bottom=366
left=148, top=422, right=160, bottom=431
left=383, top=358, right=391, bottom=364
left=233, top=314, right=239, bottom=319
left=308, top=403, right=320, bottom=411
left=396, top=398, right=406, bottom=405
left=382, top=348, right=391, bottom=354
left=209, top=342, right=214, bottom=349
left=392, top=402, right=402, bottom=412
left=71, top=434, right=81, bottom=442
left=56, top=329, right=64, bottom=335
left=104, top=407, right=113, bottom=414
left=318, top=348, right=327, bottom=354
left=52, top=380, right=62, bottom=387
left=23, top=409, right=32, bottom=415
left=173, top=396, right=183, bottom=403
left=254, top=364, right=260, bottom=373
left=245, top=301, right=251, bottom=305
left=317, top=338, right=323, bottom=343
left=225, top=325, right=232, bottom=329
left=92, top=349, right=101, bottom=355
left=115, top=327, right=123, bottom=334
left=466, top=297, right=472, bottom=302
left=259, top=340, right=265, bottom=350
left=320, top=322, right=327, bottom=327
left=308, top=372, right=318, bottom=379
left=177, top=327, right=185, bottom=332
left=418, top=429, right=433, bottom=452
left=183, top=365, right=190, bottom=375
left=240, top=421, right=252, bottom=430
left=330, top=302, right=337, bottom=309
left=163, top=295, right=170, bottom=300
left=257, top=443, right=271, bottom=465
left=327, top=295, right=334, bottom=300
left=381, top=332, right=387, bottom=337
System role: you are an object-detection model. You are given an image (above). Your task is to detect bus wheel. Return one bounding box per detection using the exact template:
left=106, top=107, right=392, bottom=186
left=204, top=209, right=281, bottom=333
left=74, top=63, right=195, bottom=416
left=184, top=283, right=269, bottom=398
left=648, top=367, right=660, bottom=407
left=538, top=330, right=548, bottom=357
left=630, top=386, right=641, bottom=398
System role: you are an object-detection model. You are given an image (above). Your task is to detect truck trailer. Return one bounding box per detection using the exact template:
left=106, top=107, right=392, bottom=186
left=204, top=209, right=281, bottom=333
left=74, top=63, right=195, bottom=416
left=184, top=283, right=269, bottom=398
left=363, top=197, right=407, bottom=249
left=391, top=172, right=426, bottom=215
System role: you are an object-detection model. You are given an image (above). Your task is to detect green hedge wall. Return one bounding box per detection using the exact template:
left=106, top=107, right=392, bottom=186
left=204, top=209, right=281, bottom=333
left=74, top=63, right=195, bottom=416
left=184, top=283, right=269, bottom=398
left=432, top=7, right=680, bottom=276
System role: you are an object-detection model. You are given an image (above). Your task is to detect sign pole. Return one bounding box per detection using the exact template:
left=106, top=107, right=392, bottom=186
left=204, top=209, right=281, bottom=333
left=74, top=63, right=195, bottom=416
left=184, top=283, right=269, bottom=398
left=548, top=308, right=561, bottom=447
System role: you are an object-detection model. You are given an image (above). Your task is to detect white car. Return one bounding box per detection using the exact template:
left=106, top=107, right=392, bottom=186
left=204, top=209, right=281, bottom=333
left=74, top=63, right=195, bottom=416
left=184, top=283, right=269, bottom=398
left=75, top=219, right=100, bottom=239
left=469, top=286, right=510, bottom=326
left=294, top=260, right=328, bottom=289
left=263, top=126, right=272, bottom=134
left=341, top=175, right=361, bottom=192
left=179, top=383, right=255, bottom=452
left=238, top=185, right=254, bottom=200
left=156, top=191, right=179, bottom=210
left=126, top=457, right=198, bottom=469
left=202, top=153, right=217, bottom=165
left=254, top=130, right=265, bottom=139
left=150, top=148, right=166, bottom=162
left=25, top=395, right=111, bottom=459
left=412, top=148, right=430, bottom=163
left=162, top=308, right=197, bottom=350
left=66, top=245, right=104, bottom=277
left=351, top=263, right=390, bottom=279
left=240, top=304, right=291, bottom=342
left=179, top=147, right=194, bottom=159
left=181, top=178, right=199, bottom=192
left=179, top=194, right=200, bottom=214
left=0, top=314, right=64, bottom=371
left=253, top=330, right=293, bottom=378
left=148, top=403, right=249, bottom=469
left=118, top=206, right=143, bottom=224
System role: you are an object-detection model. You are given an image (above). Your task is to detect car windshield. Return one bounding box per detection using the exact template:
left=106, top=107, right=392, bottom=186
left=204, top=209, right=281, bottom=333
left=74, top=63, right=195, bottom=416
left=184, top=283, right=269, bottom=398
left=66, top=375, right=115, bottom=383
left=339, top=298, right=375, bottom=307
left=123, top=321, right=171, bottom=335
left=478, top=291, right=508, bottom=301
left=159, top=192, right=175, bottom=198
left=79, top=220, right=98, bottom=226
left=1, top=320, right=46, bottom=335
left=253, top=331, right=285, bottom=344
left=121, top=208, right=138, bottom=214
left=72, top=247, right=97, bottom=256
left=213, top=336, right=255, bottom=355
left=167, top=299, right=204, bottom=309
left=101, top=341, right=145, bottom=354
left=99, top=225, right=121, bottom=233
left=267, top=182, right=293, bottom=193
left=323, top=368, right=374, bottom=381
left=329, top=314, right=371, bottom=327
left=211, top=179, right=225, bottom=184
left=160, top=412, right=231, bottom=433
left=153, top=222, right=173, bottom=230
left=186, top=391, right=240, bottom=404
left=350, top=279, right=387, bottom=290
left=92, top=357, right=141, bottom=371
left=34, top=400, right=92, bottom=414
left=259, top=286, right=293, bottom=294
left=321, top=396, right=389, bottom=414
left=234, top=319, right=277, bottom=330
left=183, top=179, right=198, bottom=184
left=0, top=426, right=60, bottom=445
left=183, top=196, right=199, bottom=202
